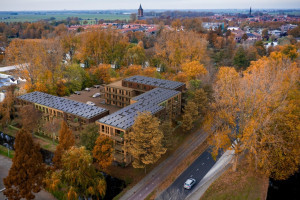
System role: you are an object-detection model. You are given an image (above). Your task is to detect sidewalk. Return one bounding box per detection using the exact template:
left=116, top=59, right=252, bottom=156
left=186, top=150, right=234, bottom=200
left=0, top=155, right=56, bottom=200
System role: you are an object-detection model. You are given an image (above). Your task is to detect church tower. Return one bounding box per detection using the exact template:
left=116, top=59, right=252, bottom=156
left=250, top=7, right=252, bottom=16
left=138, top=4, right=144, bottom=18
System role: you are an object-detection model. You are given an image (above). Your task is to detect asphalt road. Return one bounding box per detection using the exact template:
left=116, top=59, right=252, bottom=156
left=156, top=150, right=220, bottom=200
left=120, top=130, right=210, bottom=200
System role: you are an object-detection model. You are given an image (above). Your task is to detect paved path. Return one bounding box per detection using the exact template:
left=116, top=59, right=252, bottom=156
left=120, top=130, right=209, bottom=200
left=156, top=149, right=219, bottom=200
left=0, top=155, right=56, bottom=200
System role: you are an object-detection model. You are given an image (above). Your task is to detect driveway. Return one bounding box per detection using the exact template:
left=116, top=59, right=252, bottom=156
left=0, top=155, right=56, bottom=200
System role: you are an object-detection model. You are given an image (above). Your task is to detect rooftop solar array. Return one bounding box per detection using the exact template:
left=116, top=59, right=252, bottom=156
left=18, top=91, right=108, bottom=119
left=123, top=75, right=185, bottom=90
left=132, top=87, right=180, bottom=105
left=98, top=101, right=164, bottom=130
left=98, top=88, right=180, bottom=130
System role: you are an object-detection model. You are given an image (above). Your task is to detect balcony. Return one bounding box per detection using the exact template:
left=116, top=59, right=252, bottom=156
left=114, top=153, right=124, bottom=163
left=111, top=135, right=124, bottom=143
left=114, top=144, right=124, bottom=152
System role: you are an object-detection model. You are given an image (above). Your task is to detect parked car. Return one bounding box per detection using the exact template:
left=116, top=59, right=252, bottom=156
left=92, top=93, right=101, bottom=98
left=86, top=101, right=96, bottom=106
left=74, top=91, right=81, bottom=95
left=184, top=178, right=196, bottom=190
left=94, top=85, right=100, bottom=88
left=85, top=87, right=90, bottom=91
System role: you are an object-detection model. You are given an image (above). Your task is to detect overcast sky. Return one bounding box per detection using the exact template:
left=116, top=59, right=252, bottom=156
left=1, top=0, right=300, bottom=11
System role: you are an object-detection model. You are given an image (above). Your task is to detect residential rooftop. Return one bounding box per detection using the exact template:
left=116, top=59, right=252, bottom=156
left=18, top=91, right=108, bottom=119
left=98, top=101, right=163, bottom=130
left=132, top=87, right=180, bottom=105
left=107, top=80, right=134, bottom=90
left=98, top=87, right=180, bottom=130
left=123, top=75, right=185, bottom=90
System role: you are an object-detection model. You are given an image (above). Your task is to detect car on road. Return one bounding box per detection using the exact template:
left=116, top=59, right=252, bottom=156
left=86, top=101, right=96, bottom=106
left=184, top=178, right=196, bottom=190
left=92, top=93, right=101, bottom=98
left=74, top=91, right=81, bottom=95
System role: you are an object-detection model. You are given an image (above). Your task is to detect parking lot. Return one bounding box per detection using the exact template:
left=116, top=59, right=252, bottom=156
left=64, top=86, right=121, bottom=114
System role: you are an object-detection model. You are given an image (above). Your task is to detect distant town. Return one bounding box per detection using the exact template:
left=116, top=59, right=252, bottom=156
left=0, top=3, right=299, bottom=200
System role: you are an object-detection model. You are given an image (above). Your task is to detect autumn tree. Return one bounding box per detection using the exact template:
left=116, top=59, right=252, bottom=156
left=126, top=112, right=166, bottom=171
left=233, top=46, right=249, bottom=70
left=43, top=118, right=62, bottom=144
left=52, top=121, right=75, bottom=169
left=125, top=43, right=146, bottom=65
left=4, top=129, right=45, bottom=200
left=206, top=52, right=300, bottom=178
left=192, top=89, right=209, bottom=117
left=90, top=64, right=111, bottom=84
left=46, top=147, right=106, bottom=200
left=17, top=104, right=42, bottom=133
left=181, top=61, right=207, bottom=80
left=93, top=136, right=114, bottom=169
left=123, top=65, right=142, bottom=77
left=181, top=101, right=198, bottom=131
left=159, top=119, right=173, bottom=149
left=154, top=30, right=208, bottom=72
left=64, top=63, right=90, bottom=92
left=80, top=123, right=99, bottom=151
left=0, top=85, right=16, bottom=127
left=5, top=39, right=63, bottom=93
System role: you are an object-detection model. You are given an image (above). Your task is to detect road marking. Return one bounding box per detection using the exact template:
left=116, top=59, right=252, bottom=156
left=196, top=168, right=199, bottom=171
left=152, top=182, right=154, bottom=185
left=207, top=157, right=209, bottom=159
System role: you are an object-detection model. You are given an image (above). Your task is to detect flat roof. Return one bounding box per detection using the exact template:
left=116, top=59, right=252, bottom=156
left=18, top=91, right=108, bottom=119
left=132, top=87, right=180, bottom=105
left=106, top=80, right=134, bottom=91
left=98, top=88, right=180, bottom=130
left=98, top=101, right=164, bottom=130
left=123, top=75, right=185, bottom=90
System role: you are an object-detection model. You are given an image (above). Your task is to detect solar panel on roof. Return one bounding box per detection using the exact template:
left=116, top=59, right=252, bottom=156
left=18, top=91, right=108, bottom=119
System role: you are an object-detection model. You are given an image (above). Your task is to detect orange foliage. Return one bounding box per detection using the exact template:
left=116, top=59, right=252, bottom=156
left=123, top=65, right=142, bottom=77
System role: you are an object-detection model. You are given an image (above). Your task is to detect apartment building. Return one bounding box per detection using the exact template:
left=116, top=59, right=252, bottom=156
left=98, top=76, right=185, bottom=165
left=17, top=91, right=109, bottom=131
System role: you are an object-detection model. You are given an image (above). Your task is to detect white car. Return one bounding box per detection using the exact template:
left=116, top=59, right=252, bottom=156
left=184, top=178, right=196, bottom=190
left=86, top=101, right=96, bottom=106
left=92, top=93, right=101, bottom=98
left=85, top=88, right=90, bottom=91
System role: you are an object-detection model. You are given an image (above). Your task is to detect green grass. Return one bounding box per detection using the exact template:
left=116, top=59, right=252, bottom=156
left=0, top=145, right=14, bottom=158
left=201, top=164, right=267, bottom=200
left=0, top=13, right=130, bottom=23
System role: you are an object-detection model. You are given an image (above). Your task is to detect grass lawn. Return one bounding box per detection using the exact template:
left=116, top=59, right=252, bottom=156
left=0, top=145, right=14, bottom=158
left=0, top=13, right=130, bottom=23
left=1, top=124, right=58, bottom=152
left=201, top=160, right=269, bottom=200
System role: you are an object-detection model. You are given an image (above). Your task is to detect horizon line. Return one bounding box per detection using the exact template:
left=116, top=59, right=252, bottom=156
left=1, top=8, right=300, bottom=12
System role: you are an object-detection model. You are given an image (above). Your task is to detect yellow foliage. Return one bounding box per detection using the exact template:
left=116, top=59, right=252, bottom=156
left=181, top=61, right=207, bottom=80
